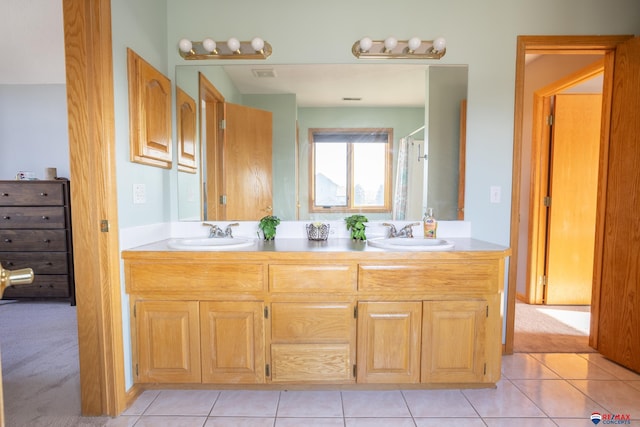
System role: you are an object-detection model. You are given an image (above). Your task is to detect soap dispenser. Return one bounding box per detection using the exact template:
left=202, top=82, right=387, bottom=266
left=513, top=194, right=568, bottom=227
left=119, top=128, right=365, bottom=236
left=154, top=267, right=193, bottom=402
left=423, top=208, right=437, bottom=239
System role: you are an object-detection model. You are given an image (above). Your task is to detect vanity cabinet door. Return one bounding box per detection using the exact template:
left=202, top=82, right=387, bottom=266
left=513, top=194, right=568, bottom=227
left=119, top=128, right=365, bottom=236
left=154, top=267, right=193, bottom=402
left=421, top=300, right=487, bottom=383
left=135, top=301, right=201, bottom=383
left=356, top=301, right=422, bottom=383
left=200, top=301, right=265, bottom=384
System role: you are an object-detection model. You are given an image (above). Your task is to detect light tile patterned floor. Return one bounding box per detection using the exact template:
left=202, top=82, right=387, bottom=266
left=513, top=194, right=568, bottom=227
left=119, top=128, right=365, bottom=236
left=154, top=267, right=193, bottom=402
left=105, top=353, right=640, bottom=427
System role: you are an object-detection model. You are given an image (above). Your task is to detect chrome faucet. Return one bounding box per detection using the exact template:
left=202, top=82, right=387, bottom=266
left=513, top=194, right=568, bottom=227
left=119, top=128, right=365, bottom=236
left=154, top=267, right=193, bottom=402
left=382, top=222, right=420, bottom=238
left=203, top=222, right=239, bottom=238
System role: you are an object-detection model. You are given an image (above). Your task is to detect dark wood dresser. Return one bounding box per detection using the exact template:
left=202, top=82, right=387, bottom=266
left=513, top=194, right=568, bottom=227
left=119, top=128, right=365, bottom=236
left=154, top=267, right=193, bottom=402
left=0, top=180, right=75, bottom=305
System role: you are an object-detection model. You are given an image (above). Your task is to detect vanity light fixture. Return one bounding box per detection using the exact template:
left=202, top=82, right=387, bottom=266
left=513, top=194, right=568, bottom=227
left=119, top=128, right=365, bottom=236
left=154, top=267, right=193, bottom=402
left=352, top=36, right=446, bottom=59
left=178, top=37, right=272, bottom=60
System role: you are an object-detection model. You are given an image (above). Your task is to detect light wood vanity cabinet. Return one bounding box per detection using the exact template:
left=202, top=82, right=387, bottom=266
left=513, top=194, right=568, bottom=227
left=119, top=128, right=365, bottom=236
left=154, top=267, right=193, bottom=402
left=135, top=300, right=201, bottom=383
left=270, top=302, right=356, bottom=383
left=357, top=301, right=422, bottom=383
left=421, top=300, right=490, bottom=383
left=123, top=247, right=507, bottom=388
left=200, top=301, right=265, bottom=384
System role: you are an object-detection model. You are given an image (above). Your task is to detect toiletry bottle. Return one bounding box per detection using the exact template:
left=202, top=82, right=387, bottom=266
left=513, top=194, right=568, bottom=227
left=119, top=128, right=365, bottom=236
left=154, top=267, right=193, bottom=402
left=423, top=208, right=437, bottom=239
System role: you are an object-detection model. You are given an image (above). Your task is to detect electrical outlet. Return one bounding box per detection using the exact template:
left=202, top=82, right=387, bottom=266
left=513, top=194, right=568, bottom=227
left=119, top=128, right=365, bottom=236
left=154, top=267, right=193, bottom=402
left=490, top=186, right=501, bottom=204
left=133, top=184, right=146, bottom=204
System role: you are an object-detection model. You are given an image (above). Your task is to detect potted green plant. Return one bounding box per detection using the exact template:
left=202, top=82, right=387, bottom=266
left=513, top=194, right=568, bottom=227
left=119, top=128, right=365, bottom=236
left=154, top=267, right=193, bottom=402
left=258, top=215, right=281, bottom=241
left=345, top=214, right=368, bottom=241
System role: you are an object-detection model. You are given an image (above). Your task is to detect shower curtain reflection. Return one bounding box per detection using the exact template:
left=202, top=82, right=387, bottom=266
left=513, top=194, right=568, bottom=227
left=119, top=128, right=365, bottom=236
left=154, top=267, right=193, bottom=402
left=393, top=134, right=427, bottom=221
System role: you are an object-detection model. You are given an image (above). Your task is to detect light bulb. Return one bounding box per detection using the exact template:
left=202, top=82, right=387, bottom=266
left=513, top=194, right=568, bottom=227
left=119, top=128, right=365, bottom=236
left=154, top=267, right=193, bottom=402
left=433, top=37, right=446, bottom=53
left=202, top=38, right=217, bottom=53
left=227, top=37, right=241, bottom=53
left=251, top=37, right=265, bottom=52
left=383, top=37, right=398, bottom=52
left=359, top=37, right=373, bottom=52
left=408, top=37, right=422, bottom=52
left=178, top=38, right=193, bottom=53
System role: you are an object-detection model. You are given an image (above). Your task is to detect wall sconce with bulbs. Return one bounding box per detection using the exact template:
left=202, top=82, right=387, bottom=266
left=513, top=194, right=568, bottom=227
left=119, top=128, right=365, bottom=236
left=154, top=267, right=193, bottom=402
left=352, top=36, right=446, bottom=59
left=178, top=37, right=272, bottom=60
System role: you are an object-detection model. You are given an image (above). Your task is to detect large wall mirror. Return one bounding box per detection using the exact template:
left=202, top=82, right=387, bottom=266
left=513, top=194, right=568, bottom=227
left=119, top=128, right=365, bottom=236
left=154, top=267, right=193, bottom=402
left=176, top=63, right=468, bottom=222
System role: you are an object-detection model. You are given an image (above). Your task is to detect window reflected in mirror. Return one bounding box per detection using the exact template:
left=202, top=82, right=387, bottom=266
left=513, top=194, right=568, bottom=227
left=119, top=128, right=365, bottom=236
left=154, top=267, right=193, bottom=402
left=310, top=128, right=391, bottom=213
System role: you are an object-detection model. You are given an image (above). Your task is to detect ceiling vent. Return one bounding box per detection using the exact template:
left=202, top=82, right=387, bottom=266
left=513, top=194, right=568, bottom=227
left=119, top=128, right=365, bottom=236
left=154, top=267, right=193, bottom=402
left=252, top=68, right=277, bottom=78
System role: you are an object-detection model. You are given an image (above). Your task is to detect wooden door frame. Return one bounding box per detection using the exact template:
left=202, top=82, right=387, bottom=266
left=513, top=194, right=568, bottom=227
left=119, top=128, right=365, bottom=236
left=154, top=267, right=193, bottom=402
left=199, top=73, right=225, bottom=221
left=507, top=35, right=633, bottom=354
left=63, top=0, right=127, bottom=416
left=526, top=59, right=605, bottom=304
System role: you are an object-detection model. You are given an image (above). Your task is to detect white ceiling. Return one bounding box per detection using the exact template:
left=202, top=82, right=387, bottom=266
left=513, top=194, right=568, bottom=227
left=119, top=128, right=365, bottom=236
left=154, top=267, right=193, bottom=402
left=220, top=64, right=434, bottom=107
left=0, top=0, right=66, bottom=84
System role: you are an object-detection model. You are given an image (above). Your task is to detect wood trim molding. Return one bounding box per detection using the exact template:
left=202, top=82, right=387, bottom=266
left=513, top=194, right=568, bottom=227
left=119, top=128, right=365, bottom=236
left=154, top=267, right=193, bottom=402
left=63, top=0, right=126, bottom=416
left=507, top=35, right=633, bottom=354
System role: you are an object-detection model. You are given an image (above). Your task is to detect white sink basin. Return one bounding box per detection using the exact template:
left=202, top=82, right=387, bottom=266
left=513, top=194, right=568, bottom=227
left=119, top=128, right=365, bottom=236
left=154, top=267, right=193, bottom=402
left=167, top=237, right=255, bottom=251
left=367, top=237, right=455, bottom=251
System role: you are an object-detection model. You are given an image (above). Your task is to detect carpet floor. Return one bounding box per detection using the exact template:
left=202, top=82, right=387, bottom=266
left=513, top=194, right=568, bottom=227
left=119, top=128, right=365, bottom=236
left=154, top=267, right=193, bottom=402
left=0, top=300, right=108, bottom=426
left=513, top=300, right=596, bottom=353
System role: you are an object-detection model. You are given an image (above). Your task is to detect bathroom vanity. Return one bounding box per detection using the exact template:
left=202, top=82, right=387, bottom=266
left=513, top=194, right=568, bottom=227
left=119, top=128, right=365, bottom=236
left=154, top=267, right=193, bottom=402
left=122, top=238, right=509, bottom=389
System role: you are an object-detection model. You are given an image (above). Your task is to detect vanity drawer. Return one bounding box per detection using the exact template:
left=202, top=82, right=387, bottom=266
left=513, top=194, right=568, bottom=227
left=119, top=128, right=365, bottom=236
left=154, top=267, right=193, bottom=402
left=270, top=343, right=353, bottom=383
left=0, top=182, right=65, bottom=206
left=0, top=252, right=69, bottom=274
left=0, top=230, right=68, bottom=251
left=0, top=207, right=66, bottom=229
left=358, top=261, right=499, bottom=293
left=269, top=264, right=356, bottom=292
left=126, top=262, right=265, bottom=293
left=271, top=302, right=354, bottom=342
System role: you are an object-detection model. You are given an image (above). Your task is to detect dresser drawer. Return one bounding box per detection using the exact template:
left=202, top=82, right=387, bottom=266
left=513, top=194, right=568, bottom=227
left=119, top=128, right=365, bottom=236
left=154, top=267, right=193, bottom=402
left=3, top=275, right=70, bottom=299
left=0, top=182, right=65, bottom=206
left=0, top=230, right=68, bottom=251
left=0, top=207, right=66, bottom=229
left=0, top=252, right=69, bottom=274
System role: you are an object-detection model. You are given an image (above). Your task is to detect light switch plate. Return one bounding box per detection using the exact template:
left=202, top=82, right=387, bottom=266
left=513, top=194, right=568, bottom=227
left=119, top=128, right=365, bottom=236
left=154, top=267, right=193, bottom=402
left=133, top=183, right=146, bottom=204
left=490, top=186, right=501, bottom=203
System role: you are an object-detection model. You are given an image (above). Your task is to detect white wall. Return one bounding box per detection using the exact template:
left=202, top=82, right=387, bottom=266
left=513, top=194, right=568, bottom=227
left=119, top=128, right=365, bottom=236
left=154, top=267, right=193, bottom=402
left=0, top=85, right=69, bottom=180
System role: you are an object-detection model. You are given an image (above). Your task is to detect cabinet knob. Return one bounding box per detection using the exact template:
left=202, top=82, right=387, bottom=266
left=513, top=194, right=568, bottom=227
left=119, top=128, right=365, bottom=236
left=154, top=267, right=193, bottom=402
left=4, top=239, right=11, bottom=243
left=43, top=239, right=51, bottom=243
left=41, top=216, right=49, bottom=220
left=40, top=192, right=48, bottom=197
left=1, top=193, right=8, bottom=197
left=3, top=216, right=10, bottom=220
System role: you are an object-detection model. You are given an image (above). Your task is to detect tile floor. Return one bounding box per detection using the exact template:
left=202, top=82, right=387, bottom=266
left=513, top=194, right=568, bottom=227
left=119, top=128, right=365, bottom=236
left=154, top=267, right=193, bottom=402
left=105, top=353, right=640, bottom=427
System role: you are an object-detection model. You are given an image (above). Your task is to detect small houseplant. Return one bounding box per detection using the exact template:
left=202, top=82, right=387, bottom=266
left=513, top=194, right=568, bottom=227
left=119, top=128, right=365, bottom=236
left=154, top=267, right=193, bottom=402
left=258, top=215, right=281, bottom=240
left=345, top=214, right=368, bottom=241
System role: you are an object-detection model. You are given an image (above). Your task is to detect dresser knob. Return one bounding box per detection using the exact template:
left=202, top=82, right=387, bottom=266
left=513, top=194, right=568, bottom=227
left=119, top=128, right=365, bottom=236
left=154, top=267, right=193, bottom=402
left=43, top=239, right=51, bottom=243
left=4, top=239, right=11, bottom=243
left=3, top=216, right=10, bottom=220
left=1, top=192, right=8, bottom=197
left=40, top=192, right=48, bottom=197
left=42, top=216, right=49, bottom=220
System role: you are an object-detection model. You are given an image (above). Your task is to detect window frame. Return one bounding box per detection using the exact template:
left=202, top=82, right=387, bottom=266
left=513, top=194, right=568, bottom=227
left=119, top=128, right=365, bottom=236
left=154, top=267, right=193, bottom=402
left=308, top=127, right=393, bottom=214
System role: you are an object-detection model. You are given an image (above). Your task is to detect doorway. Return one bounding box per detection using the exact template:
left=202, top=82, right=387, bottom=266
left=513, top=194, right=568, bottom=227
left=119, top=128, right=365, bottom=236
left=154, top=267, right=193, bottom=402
left=525, top=58, right=604, bottom=307
left=513, top=54, right=604, bottom=353
left=506, top=35, right=635, bottom=355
